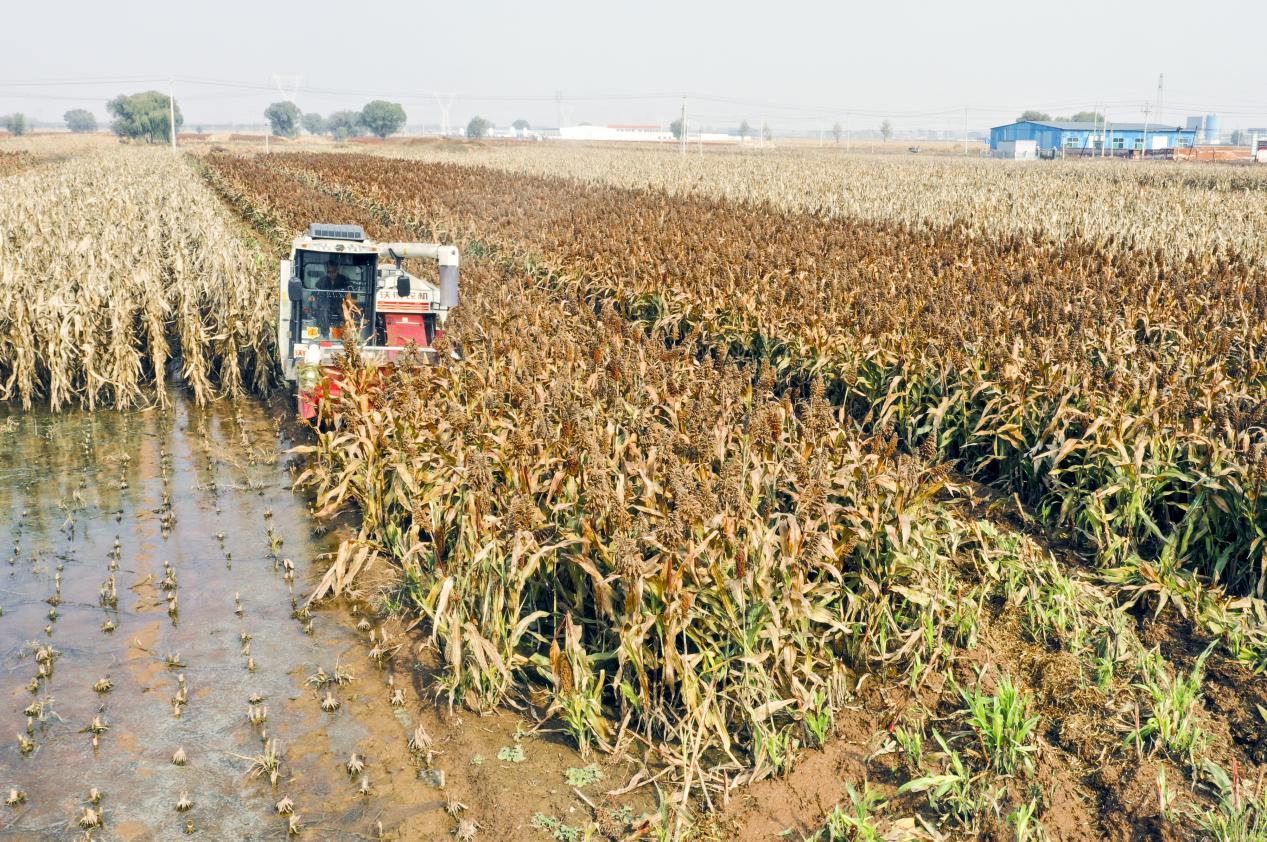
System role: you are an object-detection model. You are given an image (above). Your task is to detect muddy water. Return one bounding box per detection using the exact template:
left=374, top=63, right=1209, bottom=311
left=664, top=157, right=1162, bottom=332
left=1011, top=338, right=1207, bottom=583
left=0, top=395, right=450, bottom=840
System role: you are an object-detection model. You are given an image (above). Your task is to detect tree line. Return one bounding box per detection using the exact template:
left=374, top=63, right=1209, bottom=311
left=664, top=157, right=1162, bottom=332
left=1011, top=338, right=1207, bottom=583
left=264, top=100, right=407, bottom=140
left=1, top=114, right=26, bottom=135
left=3, top=94, right=174, bottom=142
left=15, top=95, right=1187, bottom=148
left=1017, top=110, right=1106, bottom=124
left=15, top=89, right=521, bottom=144
left=266, top=105, right=529, bottom=141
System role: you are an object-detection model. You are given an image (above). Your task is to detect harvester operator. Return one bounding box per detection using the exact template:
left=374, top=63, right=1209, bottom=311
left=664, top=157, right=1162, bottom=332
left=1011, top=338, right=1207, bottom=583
left=313, top=259, right=354, bottom=337
left=319, top=259, right=353, bottom=292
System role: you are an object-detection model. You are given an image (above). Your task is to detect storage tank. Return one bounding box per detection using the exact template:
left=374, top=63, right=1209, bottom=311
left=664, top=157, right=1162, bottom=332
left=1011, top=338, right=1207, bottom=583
left=1185, top=115, right=1220, bottom=144
left=1204, top=115, right=1221, bottom=145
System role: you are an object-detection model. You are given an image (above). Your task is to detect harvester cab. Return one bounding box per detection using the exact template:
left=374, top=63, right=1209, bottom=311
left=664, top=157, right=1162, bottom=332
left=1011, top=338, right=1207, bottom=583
left=278, top=223, right=459, bottom=418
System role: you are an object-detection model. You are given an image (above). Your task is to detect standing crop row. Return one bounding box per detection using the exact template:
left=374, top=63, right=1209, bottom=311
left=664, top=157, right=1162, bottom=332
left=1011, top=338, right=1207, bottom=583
left=376, top=142, right=1267, bottom=272
left=0, top=150, right=34, bottom=178
left=267, top=153, right=1267, bottom=597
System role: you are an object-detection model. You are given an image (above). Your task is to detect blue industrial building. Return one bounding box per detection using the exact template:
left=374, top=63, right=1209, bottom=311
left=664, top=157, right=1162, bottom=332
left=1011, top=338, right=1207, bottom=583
left=989, top=119, right=1198, bottom=156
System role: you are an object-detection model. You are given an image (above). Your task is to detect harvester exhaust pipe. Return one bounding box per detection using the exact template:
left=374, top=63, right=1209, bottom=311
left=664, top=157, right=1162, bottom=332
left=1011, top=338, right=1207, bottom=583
left=375, top=242, right=459, bottom=308
left=439, top=263, right=459, bottom=309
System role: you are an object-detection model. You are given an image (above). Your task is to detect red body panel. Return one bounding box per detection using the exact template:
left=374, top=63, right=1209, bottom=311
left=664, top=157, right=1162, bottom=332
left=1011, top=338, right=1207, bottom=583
left=384, top=313, right=429, bottom=347
left=296, top=351, right=433, bottom=421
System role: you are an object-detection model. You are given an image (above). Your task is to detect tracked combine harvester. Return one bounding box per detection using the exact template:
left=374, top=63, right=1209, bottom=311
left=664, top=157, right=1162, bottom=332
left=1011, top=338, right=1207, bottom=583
left=278, top=223, right=459, bottom=419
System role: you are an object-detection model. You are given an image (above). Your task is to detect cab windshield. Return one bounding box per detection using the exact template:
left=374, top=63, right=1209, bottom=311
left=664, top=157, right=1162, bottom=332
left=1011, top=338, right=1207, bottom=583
left=295, top=250, right=376, bottom=343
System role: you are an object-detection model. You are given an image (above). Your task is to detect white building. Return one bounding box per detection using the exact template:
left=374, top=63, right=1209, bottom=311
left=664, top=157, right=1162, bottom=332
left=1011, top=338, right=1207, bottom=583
left=993, top=139, right=1038, bottom=160
left=558, top=124, right=673, bottom=142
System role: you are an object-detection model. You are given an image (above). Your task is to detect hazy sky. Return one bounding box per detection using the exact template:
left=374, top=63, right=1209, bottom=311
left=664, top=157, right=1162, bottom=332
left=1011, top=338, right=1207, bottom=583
left=4, top=0, right=1266, bottom=132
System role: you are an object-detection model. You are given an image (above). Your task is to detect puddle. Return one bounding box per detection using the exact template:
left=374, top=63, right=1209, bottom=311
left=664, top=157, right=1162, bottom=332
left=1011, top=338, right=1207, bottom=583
left=0, top=393, right=640, bottom=841
left=0, top=394, right=453, bottom=840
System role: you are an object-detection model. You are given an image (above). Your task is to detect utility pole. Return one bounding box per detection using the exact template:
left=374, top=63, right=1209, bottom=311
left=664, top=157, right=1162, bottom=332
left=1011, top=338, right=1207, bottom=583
left=169, top=77, right=176, bottom=151
left=679, top=96, right=689, bottom=155
left=1141, top=102, right=1151, bottom=159
left=1081, top=105, right=1098, bottom=156
left=1156, top=73, right=1165, bottom=126
left=963, top=106, right=969, bottom=154
left=555, top=90, right=563, bottom=130
left=845, top=112, right=851, bottom=152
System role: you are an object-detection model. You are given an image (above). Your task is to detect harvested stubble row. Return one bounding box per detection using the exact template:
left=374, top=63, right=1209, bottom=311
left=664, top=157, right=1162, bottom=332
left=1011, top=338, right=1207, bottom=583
left=0, top=148, right=276, bottom=409
left=269, top=153, right=1267, bottom=602
left=201, top=153, right=1262, bottom=839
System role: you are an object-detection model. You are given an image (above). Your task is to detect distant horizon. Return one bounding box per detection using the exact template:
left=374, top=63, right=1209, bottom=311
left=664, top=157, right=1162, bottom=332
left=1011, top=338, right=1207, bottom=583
left=7, top=113, right=1250, bottom=142
left=5, top=84, right=1267, bottom=137
left=2, top=116, right=998, bottom=138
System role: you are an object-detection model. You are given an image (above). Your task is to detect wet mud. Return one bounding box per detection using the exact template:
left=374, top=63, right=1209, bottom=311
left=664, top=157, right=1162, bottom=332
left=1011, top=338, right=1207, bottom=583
left=0, top=395, right=634, bottom=841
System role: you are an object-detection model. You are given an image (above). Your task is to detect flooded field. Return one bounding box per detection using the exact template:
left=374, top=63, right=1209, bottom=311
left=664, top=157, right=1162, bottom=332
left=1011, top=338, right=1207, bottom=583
left=0, top=395, right=605, bottom=841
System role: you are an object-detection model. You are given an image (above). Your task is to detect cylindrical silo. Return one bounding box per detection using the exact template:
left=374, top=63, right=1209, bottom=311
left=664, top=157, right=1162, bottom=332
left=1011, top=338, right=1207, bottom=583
left=1204, top=115, right=1221, bottom=145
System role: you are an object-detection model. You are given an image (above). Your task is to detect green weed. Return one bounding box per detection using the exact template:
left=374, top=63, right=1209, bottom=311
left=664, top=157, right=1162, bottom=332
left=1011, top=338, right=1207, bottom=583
left=1127, top=646, right=1210, bottom=763
left=565, top=764, right=603, bottom=788
left=960, top=672, right=1040, bottom=776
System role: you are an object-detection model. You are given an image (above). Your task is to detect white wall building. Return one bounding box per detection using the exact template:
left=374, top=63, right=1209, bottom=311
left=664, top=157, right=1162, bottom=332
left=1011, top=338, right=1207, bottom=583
left=558, top=124, right=673, bottom=142
left=993, top=139, right=1038, bottom=160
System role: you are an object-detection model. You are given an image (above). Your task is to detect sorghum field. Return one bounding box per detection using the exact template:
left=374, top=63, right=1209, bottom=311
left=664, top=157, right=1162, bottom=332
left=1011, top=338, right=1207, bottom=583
left=376, top=142, right=1267, bottom=269
left=4, top=135, right=1267, bottom=841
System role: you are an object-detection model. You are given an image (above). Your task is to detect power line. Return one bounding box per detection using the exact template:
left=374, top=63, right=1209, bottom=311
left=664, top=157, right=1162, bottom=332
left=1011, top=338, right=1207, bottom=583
left=0, top=76, right=166, bottom=87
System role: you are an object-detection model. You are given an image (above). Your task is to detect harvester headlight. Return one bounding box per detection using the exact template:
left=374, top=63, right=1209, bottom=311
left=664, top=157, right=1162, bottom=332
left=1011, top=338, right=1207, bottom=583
left=298, top=343, right=323, bottom=390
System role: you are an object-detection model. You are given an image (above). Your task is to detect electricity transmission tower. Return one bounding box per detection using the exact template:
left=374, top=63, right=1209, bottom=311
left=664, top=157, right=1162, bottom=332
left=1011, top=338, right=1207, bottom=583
left=434, top=92, right=456, bottom=136
left=272, top=74, right=304, bottom=104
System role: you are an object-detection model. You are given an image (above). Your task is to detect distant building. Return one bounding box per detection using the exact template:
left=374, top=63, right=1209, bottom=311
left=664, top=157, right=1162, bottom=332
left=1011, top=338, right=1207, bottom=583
left=1251, top=129, right=1267, bottom=163
left=1185, top=114, right=1222, bottom=145
left=994, top=139, right=1038, bottom=160
left=989, top=120, right=1198, bottom=156
left=558, top=124, right=672, bottom=142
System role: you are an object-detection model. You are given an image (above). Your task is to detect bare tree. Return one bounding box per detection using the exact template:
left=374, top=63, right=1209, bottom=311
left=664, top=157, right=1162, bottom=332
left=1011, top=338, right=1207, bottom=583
left=831, top=122, right=842, bottom=145
left=880, top=119, right=893, bottom=142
